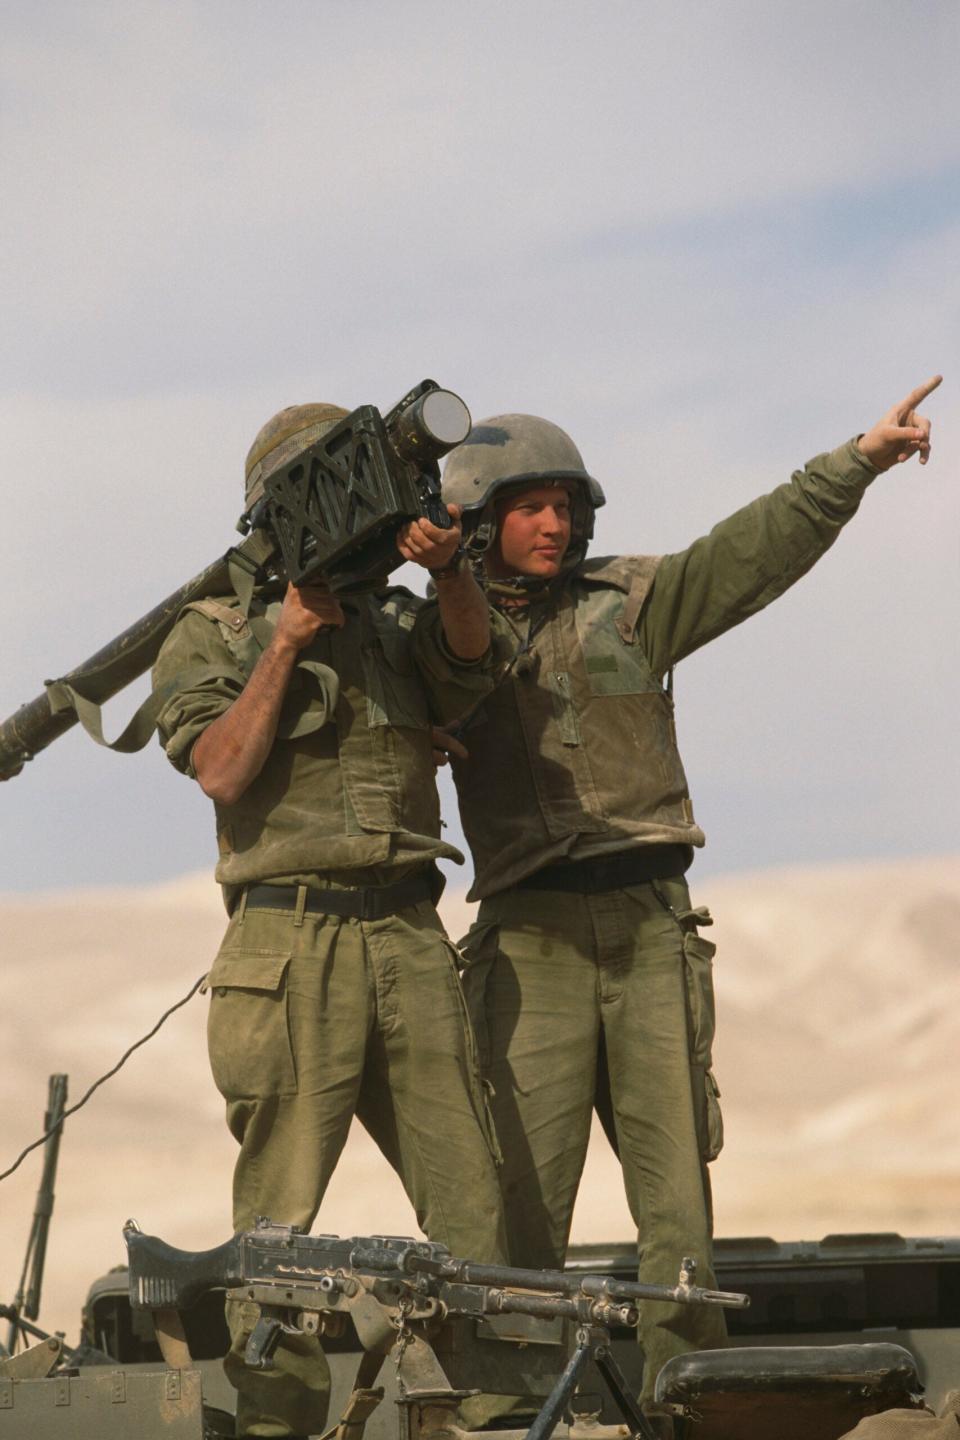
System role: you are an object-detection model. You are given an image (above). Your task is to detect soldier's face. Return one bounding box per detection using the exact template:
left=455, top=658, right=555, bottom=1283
left=488, top=485, right=573, bottom=579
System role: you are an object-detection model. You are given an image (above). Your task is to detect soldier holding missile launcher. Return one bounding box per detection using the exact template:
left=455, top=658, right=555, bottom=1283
left=149, top=392, right=508, bottom=1440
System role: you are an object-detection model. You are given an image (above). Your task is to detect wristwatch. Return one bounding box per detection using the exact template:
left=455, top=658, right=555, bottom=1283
left=428, top=549, right=466, bottom=581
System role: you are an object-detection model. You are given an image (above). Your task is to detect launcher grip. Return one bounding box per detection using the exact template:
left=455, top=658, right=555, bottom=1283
left=422, top=492, right=454, bottom=530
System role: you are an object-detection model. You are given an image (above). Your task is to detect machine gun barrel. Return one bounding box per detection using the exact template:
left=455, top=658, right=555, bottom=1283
left=3, top=1075, right=69, bottom=1356
left=482, top=1289, right=640, bottom=1328
left=404, top=1254, right=747, bottom=1311
left=410, top=1254, right=748, bottom=1310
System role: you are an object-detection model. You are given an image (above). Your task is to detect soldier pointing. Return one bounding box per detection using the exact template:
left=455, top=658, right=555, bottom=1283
left=422, top=375, right=941, bottom=1415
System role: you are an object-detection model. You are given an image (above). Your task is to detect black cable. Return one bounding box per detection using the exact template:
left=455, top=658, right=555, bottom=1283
left=0, top=974, right=206, bottom=1184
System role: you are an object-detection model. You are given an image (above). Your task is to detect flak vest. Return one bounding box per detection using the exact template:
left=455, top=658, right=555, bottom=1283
left=168, top=590, right=458, bottom=886
left=453, top=556, right=705, bottom=900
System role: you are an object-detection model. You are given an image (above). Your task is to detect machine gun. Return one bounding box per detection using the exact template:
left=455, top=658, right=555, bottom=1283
left=125, top=1219, right=749, bottom=1440
left=0, top=379, right=470, bottom=779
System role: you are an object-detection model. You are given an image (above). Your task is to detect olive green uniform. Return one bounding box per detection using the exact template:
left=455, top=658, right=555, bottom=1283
left=154, top=585, right=505, bottom=1438
left=419, top=440, right=878, bottom=1402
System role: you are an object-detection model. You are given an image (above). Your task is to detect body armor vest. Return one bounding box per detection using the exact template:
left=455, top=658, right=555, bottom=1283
left=453, top=556, right=704, bottom=899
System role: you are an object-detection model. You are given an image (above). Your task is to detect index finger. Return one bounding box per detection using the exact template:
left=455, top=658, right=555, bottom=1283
left=419, top=514, right=462, bottom=542
left=896, top=374, right=942, bottom=418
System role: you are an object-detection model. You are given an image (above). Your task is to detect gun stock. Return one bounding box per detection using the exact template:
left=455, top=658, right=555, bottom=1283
left=123, top=1223, right=245, bottom=1311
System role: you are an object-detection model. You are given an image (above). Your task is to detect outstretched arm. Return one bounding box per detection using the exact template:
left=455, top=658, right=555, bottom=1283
left=397, top=504, right=490, bottom=660
left=857, top=374, right=941, bottom=471
left=192, top=582, right=344, bottom=805
left=640, top=374, right=944, bottom=675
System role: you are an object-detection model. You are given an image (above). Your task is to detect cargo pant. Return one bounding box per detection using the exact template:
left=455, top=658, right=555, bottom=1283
left=206, top=893, right=506, bottom=1439
left=459, top=874, right=726, bottom=1407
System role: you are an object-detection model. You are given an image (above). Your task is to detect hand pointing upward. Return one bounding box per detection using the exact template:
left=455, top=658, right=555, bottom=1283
left=858, top=374, right=942, bottom=472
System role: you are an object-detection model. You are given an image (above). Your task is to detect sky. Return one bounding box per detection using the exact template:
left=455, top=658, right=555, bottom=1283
left=2, top=0, right=958, bottom=895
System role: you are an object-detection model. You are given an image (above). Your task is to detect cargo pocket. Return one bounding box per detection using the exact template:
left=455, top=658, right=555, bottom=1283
left=446, top=931, right=503, bottom=1166
left=702, top=1069, right=724, bottom=1163
left=681, top=929, right=724, bottom=1162
left=206, top=951, right=296, bottom=1101
left=682, top=931, right=717, bottom=1066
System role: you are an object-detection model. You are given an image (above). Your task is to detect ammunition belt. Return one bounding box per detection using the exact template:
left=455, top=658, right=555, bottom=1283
left=514, top=844, right=690, bottom=895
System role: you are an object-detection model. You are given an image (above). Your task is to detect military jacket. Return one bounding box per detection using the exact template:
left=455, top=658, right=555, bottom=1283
left=153, top=587, right=493, bottom=891
left=423, top=440, right=877, bottom=899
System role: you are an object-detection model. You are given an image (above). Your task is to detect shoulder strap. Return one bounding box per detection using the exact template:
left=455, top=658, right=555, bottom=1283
left=182, top=598, right=250, bottom=635
left=43, top=599, right=257, bottom=755
left=574, top=555, right=661, bottom=646
left=44, top=664, right=227, bottom=754
left=226, top=528, right=277, bottom=617
left=615, top=568, right=658, bottom=645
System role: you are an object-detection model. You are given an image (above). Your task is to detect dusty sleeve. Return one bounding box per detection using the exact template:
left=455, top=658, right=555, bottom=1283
left=410, top=601, right=517, bottom=726
left=151, top=611, right=245, bottom=778
left=639, top=438, right=878, bottom=676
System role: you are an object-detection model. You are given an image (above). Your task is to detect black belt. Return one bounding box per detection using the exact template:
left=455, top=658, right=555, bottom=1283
left=242, top=871, right=434, bottom=921
left=514, top=845, right=690, bottom=895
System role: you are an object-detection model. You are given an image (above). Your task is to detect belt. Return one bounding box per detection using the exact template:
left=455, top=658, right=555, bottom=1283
left=514, top=845, right=690, bottom=894
left=242, top=871, right=434, bottom=921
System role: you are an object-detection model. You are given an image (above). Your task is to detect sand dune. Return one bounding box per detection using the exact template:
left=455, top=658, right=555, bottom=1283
left=1, top=855, right=958, bottom=1342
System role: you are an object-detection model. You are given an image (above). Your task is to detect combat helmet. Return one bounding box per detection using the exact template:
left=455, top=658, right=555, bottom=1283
left=242, top=402, right=350, bottom=523
left=442, top=414, right=606, bottom=573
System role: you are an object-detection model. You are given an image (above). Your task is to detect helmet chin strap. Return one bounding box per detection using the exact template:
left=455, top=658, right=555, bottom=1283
left=482, top=572, right=555, bottom=602
left=461, top=488, right=595, bottom=607
left=471, top=537, right=591, bottom=604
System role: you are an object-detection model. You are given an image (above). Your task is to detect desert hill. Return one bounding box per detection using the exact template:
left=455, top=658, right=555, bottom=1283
left=1, top=855, right=957, bottom=1342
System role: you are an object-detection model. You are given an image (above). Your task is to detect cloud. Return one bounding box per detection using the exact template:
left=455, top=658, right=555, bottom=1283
left=2, top=2, right=958, bottom=890
left=6, top=2, right=960, bottom=392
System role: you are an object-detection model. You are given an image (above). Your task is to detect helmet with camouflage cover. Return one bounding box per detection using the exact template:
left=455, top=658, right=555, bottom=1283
left=242, top=402, right=350, bottom=519
left=442, top=414, right=606, bottom=571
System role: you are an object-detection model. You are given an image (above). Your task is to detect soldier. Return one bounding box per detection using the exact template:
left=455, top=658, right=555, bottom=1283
left=428, top=376, right=941, bottom=1410
left=152, top=403, right=507, bottom=1440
